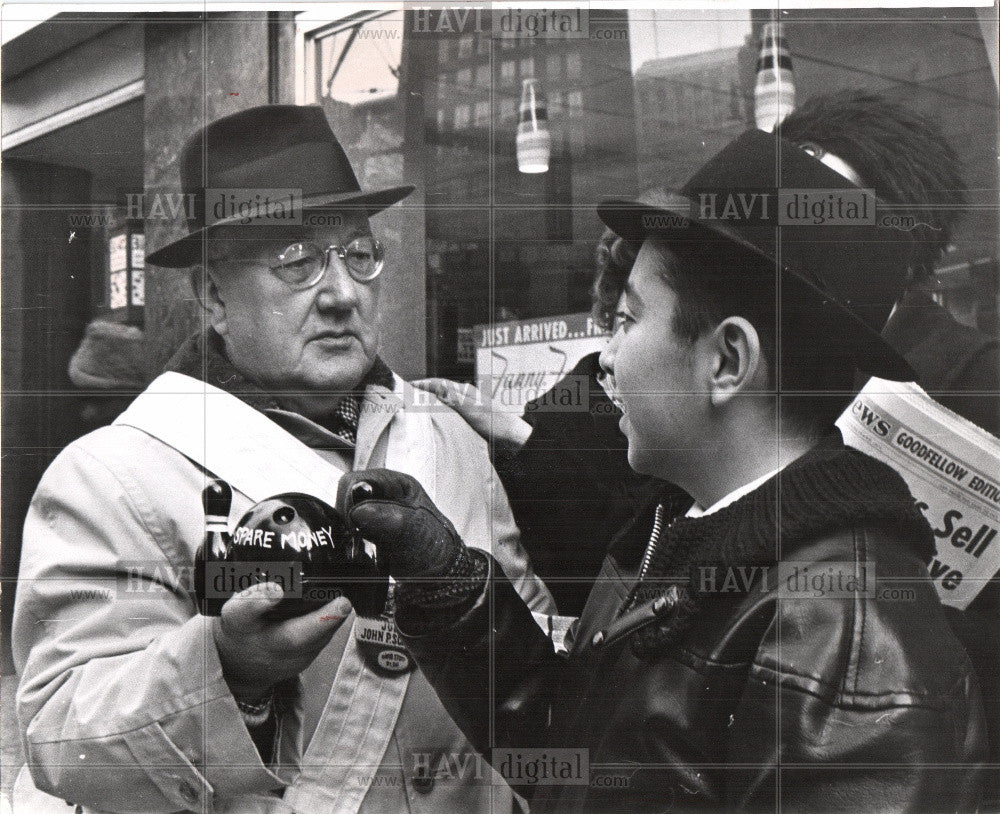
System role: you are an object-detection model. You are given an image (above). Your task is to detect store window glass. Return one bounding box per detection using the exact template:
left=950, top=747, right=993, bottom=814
left=474, top=101, right=491, bottom=129
left=412, top=8, right=759, bottom=384
left=565, top=51, right=583, bottom=78
left=499, top=97, right=517, bottom=121
left=296, top=7, right=998, bottom=391
left=500, top=60, right=517, bottom=85
left=305, top=12, right=403, bottom=105
left=566, top=89, right=584, bottom=115
left=547, top=53, right=563, bottom=79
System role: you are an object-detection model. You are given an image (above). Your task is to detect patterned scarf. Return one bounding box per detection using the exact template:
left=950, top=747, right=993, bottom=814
left=324, top=361, right=395, bottom=445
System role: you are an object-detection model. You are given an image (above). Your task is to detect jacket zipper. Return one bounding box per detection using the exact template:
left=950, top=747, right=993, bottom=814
left=637, top=502, right=666, bottom=582
left=611, top=500, right=675, bottom=625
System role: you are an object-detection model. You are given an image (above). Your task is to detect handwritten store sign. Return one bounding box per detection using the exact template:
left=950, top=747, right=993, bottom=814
left=474, top=312, right=610, bottom=411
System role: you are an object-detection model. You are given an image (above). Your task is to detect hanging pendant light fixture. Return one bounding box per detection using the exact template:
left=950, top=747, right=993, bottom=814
left=517, top=77, right=551, bottom=173
left=754, top=21, right=796, bottom=132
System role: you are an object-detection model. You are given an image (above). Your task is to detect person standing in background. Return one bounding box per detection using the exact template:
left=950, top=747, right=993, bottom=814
left=779, top=91, right=1000, bottom=808
left=415, top=229, right=677, bottom=616
left=778, top=91, right=999, bottom=436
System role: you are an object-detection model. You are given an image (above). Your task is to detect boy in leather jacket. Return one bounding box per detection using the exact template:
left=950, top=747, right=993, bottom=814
left=337, top=127, right=989, bottom=812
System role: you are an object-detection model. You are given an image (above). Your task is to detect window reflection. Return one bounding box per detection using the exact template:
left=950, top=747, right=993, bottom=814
left=312, top=12, right=403, bottom=105
left=297, top=7, right=998, bottom=382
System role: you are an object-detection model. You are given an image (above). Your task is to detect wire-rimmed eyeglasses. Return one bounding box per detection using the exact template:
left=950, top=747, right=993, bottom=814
left=212, top=236, right=385, bottom=289
left=270, top=236, right=385, bottom=288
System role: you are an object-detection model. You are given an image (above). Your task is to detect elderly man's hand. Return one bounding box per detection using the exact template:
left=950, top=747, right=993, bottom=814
left=337, top=469, right=465, bottom=581
left=213, top=586, right=352, bottom=703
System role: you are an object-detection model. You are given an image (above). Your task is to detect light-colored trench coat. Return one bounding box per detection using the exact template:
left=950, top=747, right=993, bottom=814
left=12, top=375, right=554, bottom=813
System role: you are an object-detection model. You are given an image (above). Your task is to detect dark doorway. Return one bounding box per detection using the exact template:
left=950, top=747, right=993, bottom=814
left=1, top=98, right=144, bottom=673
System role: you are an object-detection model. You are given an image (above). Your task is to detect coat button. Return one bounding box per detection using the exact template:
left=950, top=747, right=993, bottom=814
left=412, top=769, right=435, bottom=794
left=178, top=781, right=199, bottom=804
left=652, top=594, right=673, bottom=615
left=591, top=630, right=605, bottom=647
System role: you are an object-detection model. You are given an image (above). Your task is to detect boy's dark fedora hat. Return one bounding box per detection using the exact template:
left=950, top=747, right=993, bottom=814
left=598, top=128, right=914, bottom=381
left=146, top=105, right=414, bottom=268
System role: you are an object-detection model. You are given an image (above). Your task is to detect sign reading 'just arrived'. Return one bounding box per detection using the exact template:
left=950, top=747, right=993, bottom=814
left=475, top=312, right=610, bottom=411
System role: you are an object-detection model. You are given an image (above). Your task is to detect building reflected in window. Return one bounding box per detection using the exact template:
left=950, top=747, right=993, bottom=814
left=294, top=7, right=998, bottom=381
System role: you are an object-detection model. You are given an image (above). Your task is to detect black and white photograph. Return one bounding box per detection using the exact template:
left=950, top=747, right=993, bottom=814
left=1, top=2, right=998, bottom=811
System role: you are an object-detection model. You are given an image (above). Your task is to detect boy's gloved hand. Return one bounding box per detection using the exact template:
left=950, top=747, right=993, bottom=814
left=337, top=470, right=489, bottom=631
left=336, top=468, right=466, bottom=581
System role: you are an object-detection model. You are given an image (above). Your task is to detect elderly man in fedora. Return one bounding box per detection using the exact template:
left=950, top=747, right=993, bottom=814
left=335, top=128, right=989, bottom=811
left=12, top=104, right=553, bottom=813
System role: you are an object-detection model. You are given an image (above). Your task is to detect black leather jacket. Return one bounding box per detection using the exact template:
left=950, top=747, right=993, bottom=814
left=401, top=443, right=989, bottom=812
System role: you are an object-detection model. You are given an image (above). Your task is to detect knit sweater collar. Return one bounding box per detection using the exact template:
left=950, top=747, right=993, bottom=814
left=628, top=436, right=935, bottom=614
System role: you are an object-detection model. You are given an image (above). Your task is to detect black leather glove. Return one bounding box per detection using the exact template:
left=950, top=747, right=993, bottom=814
left=337, top=468, right=464, bottom=578
left=337, top=469, right=488, bottom=625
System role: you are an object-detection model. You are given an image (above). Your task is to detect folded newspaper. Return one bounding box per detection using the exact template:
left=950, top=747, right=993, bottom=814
left=837, top=378, right=1000, bottom=609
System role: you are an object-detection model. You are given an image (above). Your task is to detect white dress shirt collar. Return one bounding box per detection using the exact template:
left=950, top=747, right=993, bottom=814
left=685, top=466, right=783, bottom=519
